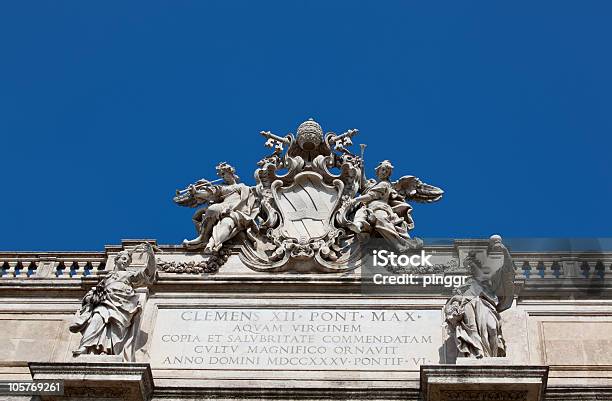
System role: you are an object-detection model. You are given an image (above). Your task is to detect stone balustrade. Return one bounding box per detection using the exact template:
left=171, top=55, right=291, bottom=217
left=0, top=240, right=610, bottom=281
left=511, top=252, right=612, bottom=279
left=0, top=252, right=107, bottom=278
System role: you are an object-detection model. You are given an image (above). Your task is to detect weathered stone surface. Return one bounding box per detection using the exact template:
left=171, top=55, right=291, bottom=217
left=0, top=317, right=66, bottom=362
left=541, top=321, right=612, bottom=365
left=29, top=360, right=153, bottom=401
left=420, top=364, right=549, bottom=401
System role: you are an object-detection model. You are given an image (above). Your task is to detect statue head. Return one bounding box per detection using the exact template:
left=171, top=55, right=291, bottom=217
left=114, top=250, right=132, bottom=271
left=375, top=160, right=394, bottom=180
left=296, top=118, right=323, bottom=151
left=216, top=162, right=239, bottom=184
left=488, top=234, right=503, bottom=253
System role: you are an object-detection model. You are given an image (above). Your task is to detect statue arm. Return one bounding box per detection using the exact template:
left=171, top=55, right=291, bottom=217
left=144, top=246, right=158, bottom=283
left=132, top=243, right=159, bottom=286
left=491, top=241, right=516, bottom=312
left=191, top=185, right=220, bottom=203
left=353, top=182, right=386, bottom=204
left=353, top=191, right=378, bottom=204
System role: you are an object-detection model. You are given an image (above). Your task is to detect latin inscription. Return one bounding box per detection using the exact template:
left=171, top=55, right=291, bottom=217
left=150, top=308, right=442, bottom=370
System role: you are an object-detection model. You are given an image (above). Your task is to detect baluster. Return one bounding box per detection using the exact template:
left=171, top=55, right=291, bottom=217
left=594, top=261, right=605, bottom=279
left=550, top=261, right=562, bottom=278
left=26, top=261, right=37, bottom=277
left=55, top=261, right=67, bottom=277
left=96, top=261, right=107, bottom=275
left=580, top=261, right=591, bottom=278
left=0, top=261, right=8, bottom=277
left=69, top=262, right=78, bottom=277
left=536, top=261, right=546, bottom=278
left=83, top=261, right=93, bottom=276
left=521, top=261, right=532, bottom=279
left=76, top=261, right=88, bottom=277
left=7, top=261, right=18, bottom=277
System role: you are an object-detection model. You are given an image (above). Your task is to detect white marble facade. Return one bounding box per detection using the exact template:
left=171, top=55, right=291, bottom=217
left=0, top=239, right=611, bottom=400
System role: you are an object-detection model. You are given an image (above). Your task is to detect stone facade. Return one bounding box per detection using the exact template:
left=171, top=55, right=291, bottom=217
left=1, top=239, right=611, bottom=400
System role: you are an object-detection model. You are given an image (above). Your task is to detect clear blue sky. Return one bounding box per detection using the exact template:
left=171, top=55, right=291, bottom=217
left=1, top=1, right=610, bottom=250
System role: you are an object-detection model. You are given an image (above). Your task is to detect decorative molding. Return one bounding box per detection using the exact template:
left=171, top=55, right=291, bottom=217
left=29, top=361, right=154, bottom=401
left=421, top=365, right=549, bottom=401
left=439, top=389, right=528, bottom=401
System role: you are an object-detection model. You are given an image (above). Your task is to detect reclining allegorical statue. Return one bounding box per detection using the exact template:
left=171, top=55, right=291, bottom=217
left=174, top=162, right=259, bottom=253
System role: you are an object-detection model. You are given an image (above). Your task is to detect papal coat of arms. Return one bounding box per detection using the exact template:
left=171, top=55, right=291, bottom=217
left=172, top=119, right=443, bottom=273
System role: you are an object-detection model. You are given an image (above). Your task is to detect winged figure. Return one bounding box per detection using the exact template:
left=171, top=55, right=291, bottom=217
left=174, top=162, right=259, bottom=253
left=346, top=160, right=443, bottom=250
left=444, top=235, right=516, bottom=358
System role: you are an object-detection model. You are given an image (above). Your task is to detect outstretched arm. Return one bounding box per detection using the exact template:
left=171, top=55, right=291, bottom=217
left=490, top=240, right=516, bottom=312
left=174, top=179, right=222, bottom=208
left=191, top=184, right=221, bottom=203
left=353, top=191, right=378, bottom=204
left=349, top=181, right=386, bottom=207
left=133, top=242, right=160, bottom=285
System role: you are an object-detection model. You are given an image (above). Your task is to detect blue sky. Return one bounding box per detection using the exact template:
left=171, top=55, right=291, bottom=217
left=1, top=1, right=610, bottom=250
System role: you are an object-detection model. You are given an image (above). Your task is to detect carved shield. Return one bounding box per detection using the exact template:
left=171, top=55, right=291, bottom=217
left=271, top=172, right=344, bottom=242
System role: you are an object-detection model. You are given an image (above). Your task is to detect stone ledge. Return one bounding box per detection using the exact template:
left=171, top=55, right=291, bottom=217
left=153, top=386, right=421, bottom=401
left=544, top=386, right=612, bottom=401
left=456, top=356, right=513, bottom=366
left=421, top=364, right=549, bottom=401
left=29, top=360, right=154, bottom=401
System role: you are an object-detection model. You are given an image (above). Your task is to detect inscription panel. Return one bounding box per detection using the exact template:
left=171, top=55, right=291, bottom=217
left=150, top=308, right=443, bottom=370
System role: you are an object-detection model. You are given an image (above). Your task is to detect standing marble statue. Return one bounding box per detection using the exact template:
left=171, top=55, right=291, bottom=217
left=444, top=235, right=516, bottom=358
left=174, top=162, right=259, bottom=253
left=70, top=242, right=159, bottom=361
left=346, top=160, right=443, bottom=251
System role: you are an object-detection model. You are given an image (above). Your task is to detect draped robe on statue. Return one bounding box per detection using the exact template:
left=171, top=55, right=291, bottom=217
left=447, top=279, right=506, bottom=358
left=70, top=268, right=151, bottom=361
left=191, top=183, right=259, bottom=252
left=352, top=180, right=420, bottom=249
